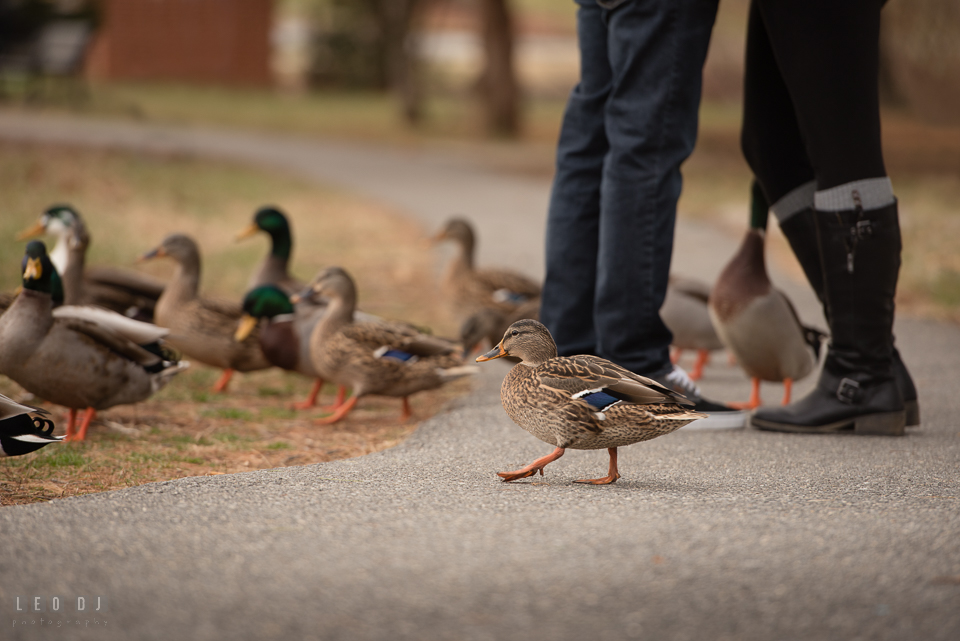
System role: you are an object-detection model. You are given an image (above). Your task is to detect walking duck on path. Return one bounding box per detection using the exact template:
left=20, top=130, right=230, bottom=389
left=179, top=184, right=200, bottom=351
left=17, top=205, right=166, bottom=320
left=433, top=217, right=541, bottom=320
left=708, top=183, right=824, bottom=409
left=0, top=393, right=63, bottom=457
left=234, top=205, right=305, bottom=296
left=476, top=319, right=705, bottom=485
left=0, top=242, right=187, bottom=441
left=141, top=234, right=271, bottom=393
left=303, top=266, right=476, bottom=424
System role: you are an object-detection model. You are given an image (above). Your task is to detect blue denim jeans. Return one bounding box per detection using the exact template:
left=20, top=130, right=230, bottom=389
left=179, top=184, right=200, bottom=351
left=541, top=0, right=718, bottom=375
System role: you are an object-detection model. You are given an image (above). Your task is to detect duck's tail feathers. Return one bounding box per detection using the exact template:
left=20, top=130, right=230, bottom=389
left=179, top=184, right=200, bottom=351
left=12, top=433, right=64, bottom=444
left=151, top=360, right=191, bottom=393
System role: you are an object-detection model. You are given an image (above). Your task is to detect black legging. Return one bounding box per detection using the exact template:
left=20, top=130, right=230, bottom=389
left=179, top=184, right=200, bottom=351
left=740, top=0, right=887, bottom=205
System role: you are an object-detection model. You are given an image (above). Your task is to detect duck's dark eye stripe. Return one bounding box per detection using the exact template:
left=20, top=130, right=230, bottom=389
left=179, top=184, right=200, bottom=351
left=579, top=391, right=622, bottom=412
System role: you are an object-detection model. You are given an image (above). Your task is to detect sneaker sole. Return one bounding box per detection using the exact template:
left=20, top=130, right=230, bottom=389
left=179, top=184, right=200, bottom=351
left=680, top=411, right=747, bottom=430
left=751, top=410, right=906, bottom=436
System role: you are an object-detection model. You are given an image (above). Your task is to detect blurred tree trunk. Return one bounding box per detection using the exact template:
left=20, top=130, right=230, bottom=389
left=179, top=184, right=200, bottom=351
left=478, top=0, right=519, bottom=136
left=880, top=0, right=960, bottom=125
left=379, top=0, right=423, bottom=125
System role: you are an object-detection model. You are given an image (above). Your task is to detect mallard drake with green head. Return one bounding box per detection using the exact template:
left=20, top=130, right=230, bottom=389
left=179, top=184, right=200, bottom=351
left=0, top=393, right=63, bottom=457
left=304, top=266, right=475, bottom=424
left=433, top=217, right=541, bottom=319
left=708, top=184, right=824, bottom=409
left=141, top=233, right=272, bottom=393
left=235, top=205, right=304, bottom=295
left=0, top=242, right=187, bottom=440
left=235, top=285, right=344, bottom=410
left=476, top=320, right=704, bottom=485
left=17, top=205, right=165, bottom=319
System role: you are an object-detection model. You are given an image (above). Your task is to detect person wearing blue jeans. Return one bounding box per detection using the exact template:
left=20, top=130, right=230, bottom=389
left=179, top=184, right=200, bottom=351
left=540, top=0, right=743, bottom=427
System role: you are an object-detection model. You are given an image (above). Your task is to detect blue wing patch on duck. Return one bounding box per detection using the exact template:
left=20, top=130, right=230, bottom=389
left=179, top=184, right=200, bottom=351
left=373, top=346, right=420, bottom=363
left=492, top=288, right=530, bottom=305
left=572, top=389, right=623, bottom=415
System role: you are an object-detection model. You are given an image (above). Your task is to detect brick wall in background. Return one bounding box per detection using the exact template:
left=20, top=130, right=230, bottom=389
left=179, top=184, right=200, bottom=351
left=86, top=0, right=273, bottom=86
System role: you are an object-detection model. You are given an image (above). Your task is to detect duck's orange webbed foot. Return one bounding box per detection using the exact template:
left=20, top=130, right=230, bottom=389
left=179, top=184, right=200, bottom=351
left=573, top=448, right=620, bottom=485
left=497, top=447, right=565, bottom=482
left=292, top=379, right=324, bottom=410
left=729, top=377, right=761, bottom=410
left=212, top=368, right=234, bottom=393
left=314, top=395, right=358, bottom=425
left=573, top=473, right=621, bottom=485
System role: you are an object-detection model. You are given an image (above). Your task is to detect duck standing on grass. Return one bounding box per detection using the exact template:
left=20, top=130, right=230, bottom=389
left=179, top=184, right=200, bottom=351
left=476, top=320, right=704, bottom=485
left=303, top=267, right=476, bottom=424
left=0, top=393, right=63, bottom=457
left=234, top=205, right=305, bottom=295
left=0, top=242, right=188, bottom=441
left=141, top=234, right=272, bottom=393
left=17, top=204, right=166, bottom=320
left=235, top=285, right=344, bottom=410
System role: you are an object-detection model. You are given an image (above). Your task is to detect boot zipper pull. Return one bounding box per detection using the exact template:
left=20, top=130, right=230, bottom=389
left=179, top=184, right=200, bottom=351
left=841, top=190, right=868, bottom=274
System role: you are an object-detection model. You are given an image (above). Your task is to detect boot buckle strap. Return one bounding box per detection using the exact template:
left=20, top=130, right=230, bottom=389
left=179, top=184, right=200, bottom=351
left=837, top=378, right=861, bottom=404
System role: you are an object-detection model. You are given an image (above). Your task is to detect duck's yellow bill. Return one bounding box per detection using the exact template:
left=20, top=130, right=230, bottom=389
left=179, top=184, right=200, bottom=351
left=22, top=257, right=42, bottom=281
left=476, top=343, right=507, bottom=362
left=235, top=223, right=260, bottom=241
left=234, top=314, right=259, bottom=342
left=16, top=221, right=46, bottom=241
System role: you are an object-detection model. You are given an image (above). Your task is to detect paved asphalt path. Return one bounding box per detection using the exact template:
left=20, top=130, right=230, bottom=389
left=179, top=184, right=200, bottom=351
left=1, top=112, right=958, bottom=640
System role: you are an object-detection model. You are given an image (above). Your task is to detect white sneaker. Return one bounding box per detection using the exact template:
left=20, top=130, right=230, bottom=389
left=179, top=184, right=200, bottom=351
left=656, top=365, right=746, bottom=430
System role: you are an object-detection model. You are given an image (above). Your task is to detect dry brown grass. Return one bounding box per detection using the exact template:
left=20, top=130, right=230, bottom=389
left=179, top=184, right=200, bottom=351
left=0, top=141, right=468, bottom=506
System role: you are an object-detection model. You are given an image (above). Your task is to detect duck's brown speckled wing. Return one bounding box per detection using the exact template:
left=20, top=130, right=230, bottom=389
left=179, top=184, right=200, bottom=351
left=537, top=355, right=692, bottom=406
left=340, top=322, right=457, bottom=357
left=474, top=268, right=542, bottom=299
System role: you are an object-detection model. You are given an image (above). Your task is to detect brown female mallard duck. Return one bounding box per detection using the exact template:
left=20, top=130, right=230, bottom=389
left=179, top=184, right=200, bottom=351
left=661, top=275, right=725, bottom=380
left=234, top=206, right=305, bottom=295
left=0, top=242, right=187, bottom=440
left=141, top=234, right=272, bottom=393
left=17, top=205, right=165, bottom=319
left=303, top=266, right=475, bottom=423
left=476, top=319, right=704, bottom=485
left=708, top=199, right=824, bottom=409
left=0, top=393, right=63, bottom=457
left=433, top=217, right=541, bottom=319
left=459, top=298, right=540, bottom=357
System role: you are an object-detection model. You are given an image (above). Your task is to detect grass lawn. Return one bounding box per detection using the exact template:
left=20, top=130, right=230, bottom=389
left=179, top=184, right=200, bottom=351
left=0, top=141, right=468, bottom=506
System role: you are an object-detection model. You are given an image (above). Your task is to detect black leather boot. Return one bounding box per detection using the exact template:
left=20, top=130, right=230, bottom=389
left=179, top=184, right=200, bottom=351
left=752, top=200, right=906, bottom=435
left=777, top=204, right=919, bottom=426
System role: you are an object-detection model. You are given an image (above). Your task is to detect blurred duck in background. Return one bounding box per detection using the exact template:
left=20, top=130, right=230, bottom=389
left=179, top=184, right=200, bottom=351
left=661, top=275, right=725, bottom=381
left=234, top=205, right=305, bottom=296
left=235, top=284, right=342, bottom=410
left=17, top=204, right=165, bottom=320
left=141, top=233, right=271, bottom=393
left=0, top=242, right=187, bottom=441
left=302, top=266, right=475, bottom=424
left=709, top=186, right=824, bottom=409
left=432, top=217, right=541, bottom=321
